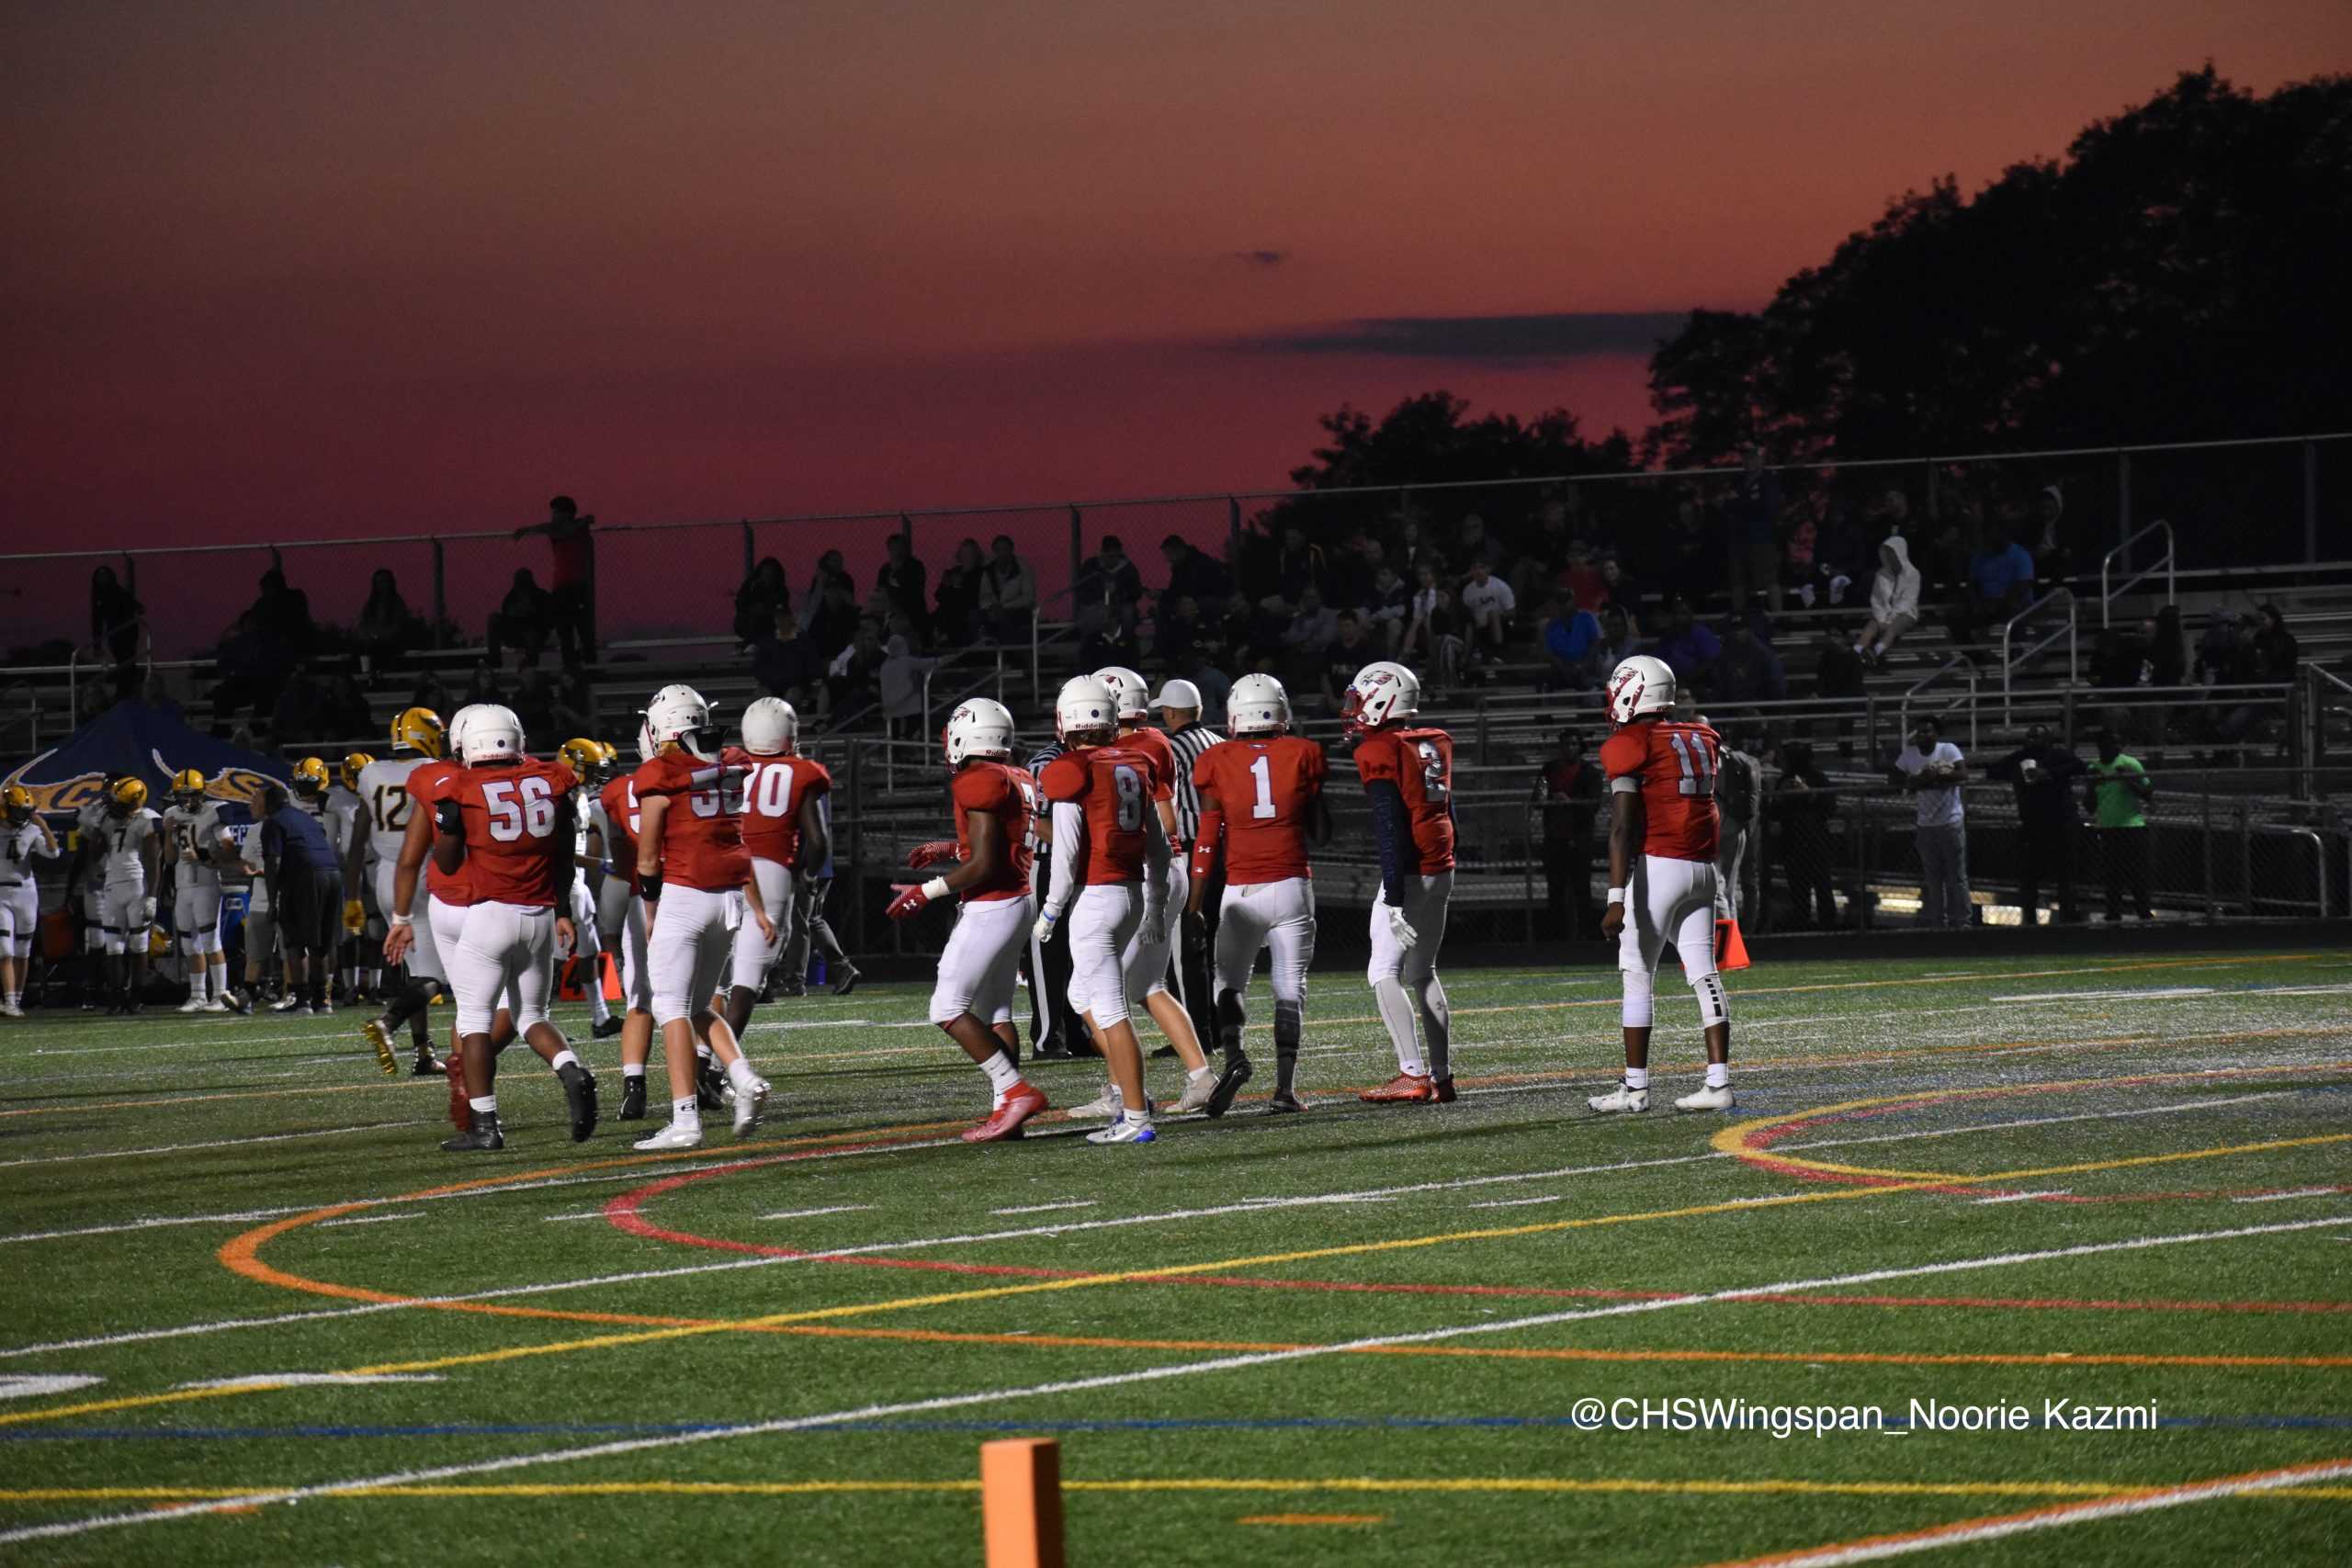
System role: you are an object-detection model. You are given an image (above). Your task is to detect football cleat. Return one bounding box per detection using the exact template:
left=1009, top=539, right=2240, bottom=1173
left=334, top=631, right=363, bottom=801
left=200, top=997, right=230, bottom=1012
left=632, top=1121, right=704, bottom=1152
left=269, top=993, right=304, bottom=1013
left=1433, top=1076, right=1458, bottom=1104
left=1360, top=1072, right=1438, bottom=1104
left=963, top=1082, right=1049, bottom=1143
left=775, top=979, right=807, bottom=998
left=731, top=1077, right=770, bottom=1137
left=446, top=1056, right=471, bottom=1130
left=177, top=996, right=206, bottom=1014
left=1170, top=1066, right=1220, bottom=1114
left=362, top=1018, right=400, bottom=1077
left=222, top=988, right=252, bottom=1015
left=1588, top=1082, right=1650, bottom=1114
left=1084, top=1113, right=1156, bottom=1145
left=1265, top=1089, right=1308, bottom=1114
left=694, top=1056, right=729, bottom=1112
left=559, top=1064, right=599, bottom=1143
left=829, top=964, right=861, bottom=997
left=1675, top=1083, right=1736, bottom=1112
left=440, top=1114, right=504, bottom=1153
left=1066, top=1084, right=1122, bottom=1120
left=0, top=1001, right=24, bottom=1020
left=617, top=1076, right=649, bottom=1121
left=593, top=1016, right=624, bottom=1038
left=411, top=1043, right=442, bottom=1077
left=1204, top=1055, right=1254, bottom=1119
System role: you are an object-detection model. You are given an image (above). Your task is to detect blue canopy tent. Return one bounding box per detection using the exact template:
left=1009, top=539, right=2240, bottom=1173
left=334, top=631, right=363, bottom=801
left=2, top=700, right=288, bottom=817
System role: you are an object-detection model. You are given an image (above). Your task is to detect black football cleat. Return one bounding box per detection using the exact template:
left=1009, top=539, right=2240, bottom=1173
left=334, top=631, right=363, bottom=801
left=1433, top=1076, right=1458, bottom=1104
left=1265, top=1089, right=1308, bottom=1114
left=441, top=1113, right=505, bottom=1152
left=222, top=988, right=252, bottom=1015
left=775, top=980, right=807, bottom=998
left=592, top=1016, right=624, bottom=1039
left=1030, top=1037, right=1074, bottom=1061
left=559, top=1063, right=599, bottom=1143
left=411, top=1044, right=442, bottom=1077
left=618, top=1076, right=649, bottom=1121
left=695, top=1056, right=729, bottom=1112
left=829, top=964, right=861, bottom=997
left=1204, top=1055, right=1254, bottom=1120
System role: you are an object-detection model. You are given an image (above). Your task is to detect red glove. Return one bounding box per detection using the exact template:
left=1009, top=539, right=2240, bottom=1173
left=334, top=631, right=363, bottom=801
left=906, top=840, right=958, bottom=871
left=885, top=883, right=933, bottom=921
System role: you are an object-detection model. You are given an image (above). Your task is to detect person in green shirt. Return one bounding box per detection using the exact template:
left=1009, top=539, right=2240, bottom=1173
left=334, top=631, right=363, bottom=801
left=2084, top=729, right=2154, bottom=920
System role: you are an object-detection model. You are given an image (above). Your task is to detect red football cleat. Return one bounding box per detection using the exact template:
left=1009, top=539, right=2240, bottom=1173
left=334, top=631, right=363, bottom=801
left=963, top=1081, right=1049, bottom=1143
left=446, top=1055, right=470, bottom=1131
left=1360, top=1071, right=1438, bottom=1104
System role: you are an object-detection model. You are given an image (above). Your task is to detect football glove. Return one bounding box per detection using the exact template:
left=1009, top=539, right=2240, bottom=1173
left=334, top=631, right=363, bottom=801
left=137, top=896, right=157, bottom=927
left=1140, top=898, right=1167, bottom=950
left=343, top=898, right=368, bottom=934
left=884, top=880, right=947, bottom=922
left=1032, top=907, right=1060, bottom=946
left=434, top=798, right=464, bottom=836
left=1386, top=904, right=1418, bottom=950
left=905, top=840, right=958, bottom=871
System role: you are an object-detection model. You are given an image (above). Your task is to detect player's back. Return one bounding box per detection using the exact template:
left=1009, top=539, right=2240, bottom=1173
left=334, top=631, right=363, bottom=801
left=1351, top=726, right=1456, bottom=873
left=951, top=760, right=1038, bottom=900
left=1203, top=735, right=1324, bottom=883
left=98, top=808, right=158, bottom=884
left=597, top=774, right=642, bottom=894
left=356, top=756, right=429, bottom=870
left=1600, top=718, right=1721, bottom=863
left=1118, top=727, right=1179, bottom=798
left=632, top=751, right=749, bottom=891
left=450, top=757, right=577, bottom=906
left=1040, top=743, right=1153, bottom=885
left=726, top=746, right=831, bottom=868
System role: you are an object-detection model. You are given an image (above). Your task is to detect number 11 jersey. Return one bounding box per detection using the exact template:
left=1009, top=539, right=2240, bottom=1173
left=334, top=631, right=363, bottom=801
left=1351, top=727, right=1455, bottom=874
left=1599, top=718, right=1722, bottom=863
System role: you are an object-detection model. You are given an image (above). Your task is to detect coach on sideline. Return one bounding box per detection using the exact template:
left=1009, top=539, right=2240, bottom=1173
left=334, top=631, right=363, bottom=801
left=260, top=783, right=343, bottom=1016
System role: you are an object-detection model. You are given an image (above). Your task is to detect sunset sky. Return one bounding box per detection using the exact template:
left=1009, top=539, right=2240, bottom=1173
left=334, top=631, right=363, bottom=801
left=6, top=0, right=2348, bottom=571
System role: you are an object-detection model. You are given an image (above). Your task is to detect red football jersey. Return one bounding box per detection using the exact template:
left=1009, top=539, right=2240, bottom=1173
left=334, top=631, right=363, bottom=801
left=1039, top=742, right=1157, bottom=886
left=597, top=773, right=642, bottom=897
left=631, top=750, right=750, bottom=892
left=950, top=760, right=1039, bottom=902
left=1116, top=727, right=1179, bottom=806
left=408, top=758, right=472, bottom=906
left=1599, top=718, right=1723, bottom=863
left=447, top=757, right=579, bottom=908
left=725, top=747, right=832, bottom=869
left=1351, top=727, right=1456, bottom=873
left=1194, top=736, right=1324, bottom=884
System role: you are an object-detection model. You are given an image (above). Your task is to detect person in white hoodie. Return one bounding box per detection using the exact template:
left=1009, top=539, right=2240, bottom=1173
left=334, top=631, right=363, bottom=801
left=1855, top=534, right=1921, bottom=665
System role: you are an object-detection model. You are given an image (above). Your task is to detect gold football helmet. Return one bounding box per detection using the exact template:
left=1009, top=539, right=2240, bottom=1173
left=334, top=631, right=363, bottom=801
left=390, top=706, right=446, bottom=759
left=559, top=738, right=604, bottom=782
left=108, top=776, right=150, bottom=814
left=2, top=784, right=32, bottom=823
left=170, top=768, right=208, bottom=806
left=291, top=756, right=331, bottom=797
left=342, top=751, right=376, bottom=789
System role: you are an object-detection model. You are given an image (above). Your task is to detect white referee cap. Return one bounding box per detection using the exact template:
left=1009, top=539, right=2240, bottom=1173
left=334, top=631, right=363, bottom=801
left=1150, top=679, right=1203, bottom=710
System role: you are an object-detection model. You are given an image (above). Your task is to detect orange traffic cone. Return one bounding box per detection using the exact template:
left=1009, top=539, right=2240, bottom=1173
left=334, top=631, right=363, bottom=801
left=1716, top=918, right=1751, bottom=972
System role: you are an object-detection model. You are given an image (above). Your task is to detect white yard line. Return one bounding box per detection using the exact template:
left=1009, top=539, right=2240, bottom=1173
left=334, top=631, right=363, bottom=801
left=2231, top=1187, right=2343, bottom=1203
left=758, top=1205, right=876, bottom=1221
left=0, top=1122, right=430, bottom=1169
left=990, top=1201, right=1098, bottom=1216
left=8, top=1213, right=2346, bottom=1549
left=316, top=1212, right=425, bottom=1228
left=1972, top=1191, right=2072, bottom=1205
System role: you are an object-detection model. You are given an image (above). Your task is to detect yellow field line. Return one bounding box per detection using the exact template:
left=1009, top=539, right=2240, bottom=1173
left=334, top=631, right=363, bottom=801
left=5, top=1478, right=2349, bottom=1505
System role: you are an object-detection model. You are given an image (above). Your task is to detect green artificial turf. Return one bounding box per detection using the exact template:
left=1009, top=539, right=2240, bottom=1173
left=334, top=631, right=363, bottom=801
left=0, top=944, right=2347, bottom=1565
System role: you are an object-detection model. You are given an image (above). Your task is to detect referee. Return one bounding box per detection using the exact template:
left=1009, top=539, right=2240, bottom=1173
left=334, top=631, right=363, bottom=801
left=1153, top=679, right=1224, bottom=1052
left=1021, top=734, right=1091, bottom=1057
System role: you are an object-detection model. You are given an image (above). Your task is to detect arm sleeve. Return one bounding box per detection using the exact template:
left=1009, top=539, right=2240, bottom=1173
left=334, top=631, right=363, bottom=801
left=1189, top=806, right=1223, bottom=883
left=1365, top=779, right=1412, bottom=908
left=1143, top=798, right=1170, bottom=897
left=1045, top=801, right=1083, bottom=917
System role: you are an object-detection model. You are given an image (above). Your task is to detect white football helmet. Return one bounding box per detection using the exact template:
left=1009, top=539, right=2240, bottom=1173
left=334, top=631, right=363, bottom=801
left=1340, top=660, right=1420, bottom=739
left=1055, top=675, right=1119, bottom=745
left=1227, top=672, right=1292, bottom=738
left=1092, top=665, right=1148, bottom=722
left=642, top=682, right=716, bottom=761
left=445, top=704, right=486, bottom=762
left=461, top=705, right=525, bottom=766
left=741, top=696, right=799, bottom=757
left=1605, top=655, right=1678, bottom=726
left=944, top=697, right=1016, bottom=767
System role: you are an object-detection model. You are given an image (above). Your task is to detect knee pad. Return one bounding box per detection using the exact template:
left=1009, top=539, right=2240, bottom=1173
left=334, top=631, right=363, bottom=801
left=1690, top=969, right=1728, bottom=1029
left=1621, top=966, right=1656, bottom=1029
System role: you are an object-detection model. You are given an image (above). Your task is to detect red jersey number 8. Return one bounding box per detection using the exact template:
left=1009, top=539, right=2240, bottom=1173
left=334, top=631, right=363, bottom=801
left=482, top=776, right=557, bottom=841
left=1111, top=763, right=1144, bottom=830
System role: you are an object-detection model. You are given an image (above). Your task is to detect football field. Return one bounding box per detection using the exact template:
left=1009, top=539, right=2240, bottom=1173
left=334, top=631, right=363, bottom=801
left=2, top=945, right=2348, bottom=1566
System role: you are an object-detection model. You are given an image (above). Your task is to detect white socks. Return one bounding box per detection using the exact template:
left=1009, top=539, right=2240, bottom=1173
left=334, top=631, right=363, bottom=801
left=1623, top=1066, right=1650, bottom=1090
left=982, top=1052, right=1021, bottom=1101
left=469, top=1094, right=498, bottom=1117
left=727, top=1056, right=763, bottom=1095
left=1705, top=1063, right=1730, bottom=1089
left=622, top=1064, right=647, bottom=1081
left=673, top=1095, right=701, bottom=1132
left=548, top=1049, right=581, bottom=1073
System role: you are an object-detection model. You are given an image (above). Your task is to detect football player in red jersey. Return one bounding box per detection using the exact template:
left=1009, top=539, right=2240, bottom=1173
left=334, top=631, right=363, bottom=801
left=1187, top=672, right=1328, bottom=1114
left=887, top=698, right=1054, bottom=1142
left=1090, top=666, right=1226, bottom=1116
left=426, top=706, right=599, bottom=1151
left=1035, top=675, right=1172, bottom=1145
left=1590, top=655, right=1735, bottom=1113
left=722, top=697, right=830, bottom=1040
left=1341, top=660, right=1461, bottom=1104
left=628, top=683, right=777, bottom=1151
left=592, top=755, right=664, bottom=1122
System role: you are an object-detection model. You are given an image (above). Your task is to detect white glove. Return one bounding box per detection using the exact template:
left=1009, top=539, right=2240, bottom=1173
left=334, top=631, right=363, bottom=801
left=1140, top=898, right=1167, bottom=950
left=1032, top=907, right=1060, bottom=946
left=139, top=896, right=157, bottom=926
left=1386, top=903, right=1418, bottom=950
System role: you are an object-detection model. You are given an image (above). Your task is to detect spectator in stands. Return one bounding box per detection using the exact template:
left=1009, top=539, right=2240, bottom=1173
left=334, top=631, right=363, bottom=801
left=2253, top=602, right=2299, bottom=679
left=1458, top=558, right=1516, bottom=660
left=1595, top=547, right=1640, bottom=625
left=406, top=669, right=453, bottom=723
left=978, top=535, right=1037, bottom=643
left=1957, top=521, right=2036, bottom=649
left=487, top=569, right=555, bottom=668
left=1541, top=597, right=1603, bottom=690
left=511, top=667, right=555, bottom=737
left=1155, top=593, right=1204, bottom=671
left=550, top=667, right=597, bottom=739
left=1710, top=616, right=1787, bottom=706
left=2150, top=605, right=2188, bottom=688
left=2085, top=728, right=2154, bottom=920
left=1387, top=513, right=1439, bottom=578
left=355, top=569, right=420, bottom=663
left=1159, top=534, right=1228, bottom=616
left=1766, top=740, right=1838, bottom=929
left=1266, top=525, right=1326, bottom=614
left=751, top=608, right=823, bottom=704
left=2030, top=485, right=2075, bottom=582
left=1887, top=716, right=1971, bottom=929
left=1654, top=597, right=1720, bottom=689
left=1721, top=445, right=1783, bottom=612
left=322, top=668, right=372, bottom=740
left=808, top=549, right=856, bottom=613
left=1556, top=538, right=1606, bottom=614
left=1282, top=584, right=1337, bottom=659
left=826, top=620, right=887, bottom=722
left=511, top=495, right=594, bottom=666
left=2194, top=609, right=2254, bottom=685
left=270, top=660, right=327, bottom=743
left=1807, top=504, right=1868, bottom=609
left=1854, top=536, right=1921, bottom=666
left=1455, top=513, right=1506, bottom=575
left=1326, top=529, right=1375, bottom=612
left=933, top=538, right=985, bottom=647
left=1533, top=728, right=1603, bottom=941
left=1320, top=612, right=1374, bottom=712
left=733, top=557, right=791, bottom=647
left=1663, top=492, right=1715, bottom=601
left=1367, top=563, right=1413, bottom=654
left=878, top=633, right=937, bottom=739
left=806, top=570, right=861, bottom=664
left=1872, top=487, right=1914, bottom=536
left=1079, top=607, right=1140, bottom=673
left=1076, top=535, right=1143, bottom=638
left=1581, top=604, right=1642, bottom=689
left=874, top=533, right=929, bottom=641
left=461, top=660, right=505, bottom=710
left=89, top=565, right=144, bottom=672
left=1987, top=723, right=2084, bottom=926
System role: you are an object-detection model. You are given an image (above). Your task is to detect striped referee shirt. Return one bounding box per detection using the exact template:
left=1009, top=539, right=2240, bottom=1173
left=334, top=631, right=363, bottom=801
left=1161, top=722, right=1225, bottom=848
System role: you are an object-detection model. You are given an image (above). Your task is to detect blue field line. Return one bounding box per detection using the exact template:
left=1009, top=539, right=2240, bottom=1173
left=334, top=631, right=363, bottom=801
left=6, top=1412, right=2348, bottom=1444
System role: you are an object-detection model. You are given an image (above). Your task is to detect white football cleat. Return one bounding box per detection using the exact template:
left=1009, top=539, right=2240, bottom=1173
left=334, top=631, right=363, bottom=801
left=1588, top=1082, right=1651, bottom=1114
left=0, top=1002, right=23, bottom=1019
left=177, top=997, right=207, bottom=1014
left=1067, top=1084, right=1122, bottom=1120
left=269, top=993, right=304, bottom=1013
left=1675, top=1084, right=1736, bottom=1112
left=1085, top=1113, right=1156, bottom=1145
left=632, top=1122, right=705, bottom=1152
left=1170, top=1066, right=1219, bottom=1114
left=200, top=998, right=231, bottom=1012
left=732, top=1078, right=770, bottom=1137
